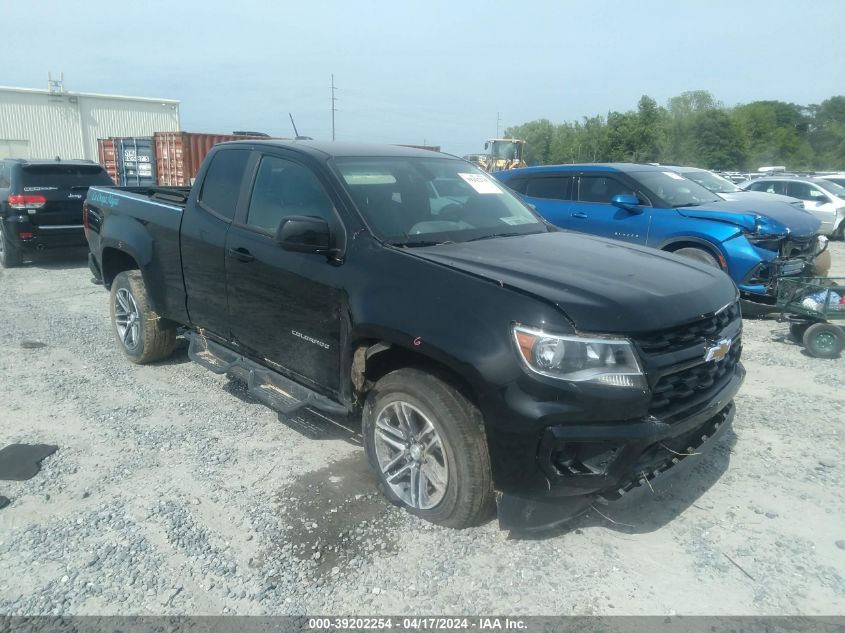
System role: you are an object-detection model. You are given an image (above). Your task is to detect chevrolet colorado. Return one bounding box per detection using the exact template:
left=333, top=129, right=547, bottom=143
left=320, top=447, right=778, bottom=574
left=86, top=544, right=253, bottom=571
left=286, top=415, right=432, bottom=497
left=85, top=141, right=745, bottom=530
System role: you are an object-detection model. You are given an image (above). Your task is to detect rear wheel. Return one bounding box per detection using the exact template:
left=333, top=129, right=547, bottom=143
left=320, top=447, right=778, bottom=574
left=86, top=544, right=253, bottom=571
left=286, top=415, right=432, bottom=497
left=0, top=223, right=23, bottom=268
left=363, top=368, right=494, bottom=528
left=109, top=270, right=176, bottom=364
left=802, top=323, right=844, bottom=358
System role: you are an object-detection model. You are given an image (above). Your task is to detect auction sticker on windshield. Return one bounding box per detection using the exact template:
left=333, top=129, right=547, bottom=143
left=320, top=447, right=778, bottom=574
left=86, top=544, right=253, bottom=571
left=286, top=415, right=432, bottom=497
left=459, top=173, right=503, bottom=194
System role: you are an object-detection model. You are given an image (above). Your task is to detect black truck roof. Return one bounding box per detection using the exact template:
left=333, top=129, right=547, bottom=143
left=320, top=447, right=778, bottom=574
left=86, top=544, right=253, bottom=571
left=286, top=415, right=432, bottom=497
left=218, top=140, right=447, bottom=159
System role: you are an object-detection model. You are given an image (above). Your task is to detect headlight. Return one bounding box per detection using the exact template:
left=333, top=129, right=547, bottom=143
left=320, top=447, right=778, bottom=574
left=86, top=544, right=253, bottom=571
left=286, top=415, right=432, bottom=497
left=512, top=325, right=646, bottom=388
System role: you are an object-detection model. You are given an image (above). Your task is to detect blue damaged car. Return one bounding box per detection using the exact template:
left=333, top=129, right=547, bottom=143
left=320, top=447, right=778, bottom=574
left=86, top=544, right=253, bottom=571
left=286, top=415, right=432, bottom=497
left=494, top=163, right=823, bottom=313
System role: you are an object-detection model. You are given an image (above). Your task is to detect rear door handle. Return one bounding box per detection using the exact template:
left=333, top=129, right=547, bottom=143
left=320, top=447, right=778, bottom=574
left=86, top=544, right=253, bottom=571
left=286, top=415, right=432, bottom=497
left=227, top=247, right=255, bottom=262
left=571, top=212, right=588, bottom=219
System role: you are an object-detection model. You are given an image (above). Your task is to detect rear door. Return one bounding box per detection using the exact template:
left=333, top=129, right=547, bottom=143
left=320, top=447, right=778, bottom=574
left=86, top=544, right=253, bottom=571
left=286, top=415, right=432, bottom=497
left=181, top=148, right=253, bottom=337
left=521, top=175, right=575, bottom=228
left=572, top=173, right=651, bottom=243
left=19, top=164, right=113, bottom=229
left=225, top=151, right=344, bottom=394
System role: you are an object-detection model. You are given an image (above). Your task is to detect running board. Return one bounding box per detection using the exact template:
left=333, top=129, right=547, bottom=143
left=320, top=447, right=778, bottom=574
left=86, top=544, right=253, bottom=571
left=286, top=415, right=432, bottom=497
left=186, top=332, right=349, bottom=417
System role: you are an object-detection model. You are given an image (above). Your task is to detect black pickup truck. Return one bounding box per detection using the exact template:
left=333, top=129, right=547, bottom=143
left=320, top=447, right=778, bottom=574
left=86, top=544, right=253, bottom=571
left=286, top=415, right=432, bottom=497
left=85, top=141, right=744, bottom=531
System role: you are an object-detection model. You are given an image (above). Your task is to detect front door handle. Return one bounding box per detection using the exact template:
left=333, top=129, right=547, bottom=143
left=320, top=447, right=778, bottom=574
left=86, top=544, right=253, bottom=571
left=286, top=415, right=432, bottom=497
left=227, top=247, right=255, bottom=262
left=571, top=212, right=588, bottom=219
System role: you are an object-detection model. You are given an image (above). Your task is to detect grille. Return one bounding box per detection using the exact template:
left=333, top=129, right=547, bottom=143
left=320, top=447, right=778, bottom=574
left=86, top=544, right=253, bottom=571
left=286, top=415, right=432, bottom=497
left=634, top=302, right=740, bottom=355
left=649, top=339, right=742, bottom=418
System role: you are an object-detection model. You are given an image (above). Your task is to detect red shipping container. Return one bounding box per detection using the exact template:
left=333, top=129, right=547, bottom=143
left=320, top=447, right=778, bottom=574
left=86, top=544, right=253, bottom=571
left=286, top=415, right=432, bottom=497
left=154, top=132, right=274, bottom=186
left=97, top=138, right=121, bottom=185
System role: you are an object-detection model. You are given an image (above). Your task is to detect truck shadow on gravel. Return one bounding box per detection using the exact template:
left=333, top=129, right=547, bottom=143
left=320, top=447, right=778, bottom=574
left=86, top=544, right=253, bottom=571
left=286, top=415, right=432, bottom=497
left=517, top=427, right=738, bottom=540
left=272, top=453, right=401, bottom=579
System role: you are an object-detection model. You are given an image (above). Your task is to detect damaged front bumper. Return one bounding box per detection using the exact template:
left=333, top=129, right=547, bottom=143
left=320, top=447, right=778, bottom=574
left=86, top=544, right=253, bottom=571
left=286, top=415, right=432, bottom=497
left=496, top=364, right=744, bottom=532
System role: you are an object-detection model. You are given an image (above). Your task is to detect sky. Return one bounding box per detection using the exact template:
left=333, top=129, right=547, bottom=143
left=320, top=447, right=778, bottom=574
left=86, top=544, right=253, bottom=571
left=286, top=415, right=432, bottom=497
left=4, top=0, right=845, bottom=156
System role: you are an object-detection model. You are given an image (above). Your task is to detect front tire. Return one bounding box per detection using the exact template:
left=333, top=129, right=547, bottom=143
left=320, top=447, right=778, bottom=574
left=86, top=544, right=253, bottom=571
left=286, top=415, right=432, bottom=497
left=363, top=368, right=494, bottom=528
left=672, top=246, right=721, bottom=269
left=109, top=270, right=176, bottom=364
left=0, top=223, right=23, bottom=268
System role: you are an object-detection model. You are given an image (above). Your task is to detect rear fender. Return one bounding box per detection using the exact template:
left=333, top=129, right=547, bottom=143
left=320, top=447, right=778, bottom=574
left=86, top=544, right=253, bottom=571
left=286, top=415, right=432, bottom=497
left=99, top=215, right=163, bottom=311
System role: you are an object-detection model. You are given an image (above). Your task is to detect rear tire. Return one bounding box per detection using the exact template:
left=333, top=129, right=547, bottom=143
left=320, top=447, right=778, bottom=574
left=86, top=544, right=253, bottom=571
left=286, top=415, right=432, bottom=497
left=672, top=247, right=721, bottom=269
left=362, top=368, right=494, bottom=528
left=802, top=323, right=844, bottom=358
left=109, top=270, right=176, bottom=364
left=0, top=223, right=23, bottom=268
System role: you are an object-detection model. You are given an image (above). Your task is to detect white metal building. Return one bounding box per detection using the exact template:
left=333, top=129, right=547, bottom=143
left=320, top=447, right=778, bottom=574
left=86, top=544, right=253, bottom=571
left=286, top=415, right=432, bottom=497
left=0, top=85, right=180, bottom=161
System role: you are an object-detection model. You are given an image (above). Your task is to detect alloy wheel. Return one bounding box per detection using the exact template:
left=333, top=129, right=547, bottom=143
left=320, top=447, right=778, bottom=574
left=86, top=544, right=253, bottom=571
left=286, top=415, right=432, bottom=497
left=114, top=287, right=141, bottom=350
left=373, top=401, right=449, bottom=510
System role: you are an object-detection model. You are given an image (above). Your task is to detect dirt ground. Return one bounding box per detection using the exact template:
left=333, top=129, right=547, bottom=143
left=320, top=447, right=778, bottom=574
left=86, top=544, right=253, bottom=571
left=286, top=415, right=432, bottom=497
left=0, top=242, right=843, bottom=616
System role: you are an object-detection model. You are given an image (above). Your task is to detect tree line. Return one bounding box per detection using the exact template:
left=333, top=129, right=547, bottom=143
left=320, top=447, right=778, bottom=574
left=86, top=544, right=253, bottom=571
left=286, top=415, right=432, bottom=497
left=502, top=91, right=845, bottom=172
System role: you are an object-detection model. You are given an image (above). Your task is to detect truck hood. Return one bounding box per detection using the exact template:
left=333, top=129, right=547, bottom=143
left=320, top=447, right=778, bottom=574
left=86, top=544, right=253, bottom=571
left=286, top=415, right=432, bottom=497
left=408, top=232, right=737, bottom=334
left=676, top=200, right=820, bottom=238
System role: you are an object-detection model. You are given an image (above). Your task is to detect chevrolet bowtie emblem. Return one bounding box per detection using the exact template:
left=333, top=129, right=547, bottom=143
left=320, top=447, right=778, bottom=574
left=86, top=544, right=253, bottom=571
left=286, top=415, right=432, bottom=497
left=704, top=338, right=733, bottom=362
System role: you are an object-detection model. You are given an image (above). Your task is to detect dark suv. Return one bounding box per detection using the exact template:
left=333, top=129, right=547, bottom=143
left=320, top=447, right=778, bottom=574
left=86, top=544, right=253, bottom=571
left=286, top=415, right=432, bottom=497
left=0, top=159, right=114, bottom=267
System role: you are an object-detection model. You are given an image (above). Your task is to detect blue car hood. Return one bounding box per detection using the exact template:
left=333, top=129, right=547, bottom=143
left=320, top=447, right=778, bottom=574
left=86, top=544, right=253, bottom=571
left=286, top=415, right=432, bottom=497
left=677, top=200, right=820, bottom=237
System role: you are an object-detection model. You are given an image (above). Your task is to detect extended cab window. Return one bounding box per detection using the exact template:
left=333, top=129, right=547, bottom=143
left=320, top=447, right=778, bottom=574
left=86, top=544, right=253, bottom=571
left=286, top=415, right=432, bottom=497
left=199, top=150, right=250, bottom=219
left=525, top=176, right=571, bottom=200
left=578, top=176, right=634, bottom=203
left=246, top=156, right=334, bottom=233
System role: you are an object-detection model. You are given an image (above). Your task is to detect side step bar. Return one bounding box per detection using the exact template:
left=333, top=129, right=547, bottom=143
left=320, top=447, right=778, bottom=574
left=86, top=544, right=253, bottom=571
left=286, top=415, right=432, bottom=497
left=186, top=332, right=349, bottom=417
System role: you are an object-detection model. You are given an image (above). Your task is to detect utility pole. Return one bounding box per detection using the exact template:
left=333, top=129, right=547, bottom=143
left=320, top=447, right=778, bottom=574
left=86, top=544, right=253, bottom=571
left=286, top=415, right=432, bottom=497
left=496, top=112, right=502, bottom=138
left=331, top=74, right=338, bottom=141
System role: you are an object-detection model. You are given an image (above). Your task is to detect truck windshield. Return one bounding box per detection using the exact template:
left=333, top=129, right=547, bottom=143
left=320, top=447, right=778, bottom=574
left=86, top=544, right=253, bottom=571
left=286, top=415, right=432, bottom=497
left=630, top=170, right=723, bottom=207
left=334, top=157, right=546, bottom=245
left=680, top=169, right=742, bottom=194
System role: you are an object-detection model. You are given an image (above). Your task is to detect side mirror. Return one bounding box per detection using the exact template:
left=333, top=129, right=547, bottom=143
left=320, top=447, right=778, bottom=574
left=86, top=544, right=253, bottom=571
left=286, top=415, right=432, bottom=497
left=611, top=193, right=642, bottom=213
left=275, top=215, right=331, bottom=254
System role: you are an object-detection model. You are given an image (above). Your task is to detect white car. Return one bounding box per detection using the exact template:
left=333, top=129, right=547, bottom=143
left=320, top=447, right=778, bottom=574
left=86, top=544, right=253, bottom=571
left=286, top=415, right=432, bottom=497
left=740, top=176, right=845, bottom=239
left=668, top=166, right=805, bottom=207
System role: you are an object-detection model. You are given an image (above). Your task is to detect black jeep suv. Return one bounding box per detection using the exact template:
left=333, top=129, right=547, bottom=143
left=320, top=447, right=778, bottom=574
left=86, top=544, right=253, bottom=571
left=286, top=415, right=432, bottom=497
left=0, top=158, right=114, bottom=267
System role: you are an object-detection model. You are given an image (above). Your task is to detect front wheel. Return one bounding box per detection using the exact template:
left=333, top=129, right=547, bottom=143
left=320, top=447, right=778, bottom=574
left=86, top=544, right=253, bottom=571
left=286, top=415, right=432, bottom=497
left=109, top=271, right=176, bottom=364
left=672, top=246, right=721, bottom=269
left=363, top=368, right=494, bottom=528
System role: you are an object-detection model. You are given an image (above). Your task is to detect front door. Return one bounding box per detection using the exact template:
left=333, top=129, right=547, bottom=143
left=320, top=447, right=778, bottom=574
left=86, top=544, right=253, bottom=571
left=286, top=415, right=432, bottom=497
left=571, top=173, right=652, bottom=244
left=225, top=153, right=343, bottom=394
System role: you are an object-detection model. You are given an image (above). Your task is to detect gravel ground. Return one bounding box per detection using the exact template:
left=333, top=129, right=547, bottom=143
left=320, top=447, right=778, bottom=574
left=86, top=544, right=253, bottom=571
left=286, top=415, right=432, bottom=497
left=0, top=243, right=843, bottom=616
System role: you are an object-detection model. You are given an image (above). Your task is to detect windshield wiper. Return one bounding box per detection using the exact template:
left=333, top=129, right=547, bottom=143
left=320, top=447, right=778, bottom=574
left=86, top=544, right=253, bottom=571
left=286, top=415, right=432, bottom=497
left=385, top=239, right=448, bottom=248
left=465, top=231, right=533, bottom=242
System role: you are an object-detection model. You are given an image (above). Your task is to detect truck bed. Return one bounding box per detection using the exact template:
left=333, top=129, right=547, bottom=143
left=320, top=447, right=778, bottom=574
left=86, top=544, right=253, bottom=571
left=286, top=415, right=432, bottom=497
left=104, top=185, right=192, bottom=208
